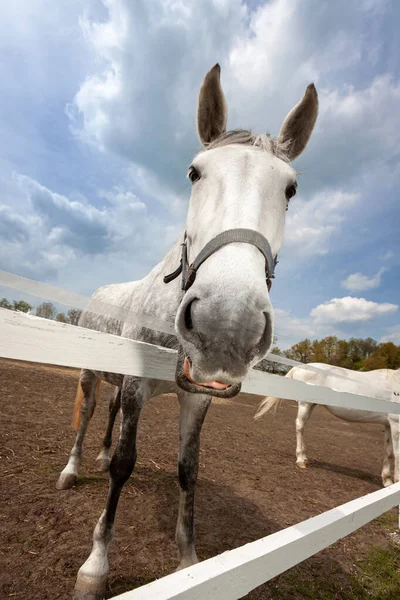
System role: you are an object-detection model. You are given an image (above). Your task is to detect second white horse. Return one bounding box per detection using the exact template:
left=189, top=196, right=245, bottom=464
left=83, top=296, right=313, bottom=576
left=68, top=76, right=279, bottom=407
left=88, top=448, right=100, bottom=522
left=256, top=363, right=400, bottom=487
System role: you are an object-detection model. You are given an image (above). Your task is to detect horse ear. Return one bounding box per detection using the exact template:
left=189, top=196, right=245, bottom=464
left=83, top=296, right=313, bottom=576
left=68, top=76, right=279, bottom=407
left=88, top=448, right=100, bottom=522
left=277, top=84, right=318, bottom=161
left=197, top=64, right=228, bottom=146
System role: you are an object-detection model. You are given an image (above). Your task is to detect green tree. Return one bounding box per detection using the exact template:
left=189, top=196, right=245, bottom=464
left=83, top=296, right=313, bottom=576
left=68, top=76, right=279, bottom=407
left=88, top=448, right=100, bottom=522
left=358, top=337, right=378, bottom=358
left=362, top=342, right=400, bottom=371
left=0, top=298, right=12, bottom=310
left=378, top=342, right=400, bottom=369
left=56, top=312, right=68, bottom=323
left=346, top=338, right=378, bottom=369
left=361, top=353, right=388, bottom=371
left=334, top=339, right=353, bottom=369
left=13, top=300, right=33, bottom=313
left=285, top=339, right=313, bottom=363
left=311, top=336, right=340, bottom=364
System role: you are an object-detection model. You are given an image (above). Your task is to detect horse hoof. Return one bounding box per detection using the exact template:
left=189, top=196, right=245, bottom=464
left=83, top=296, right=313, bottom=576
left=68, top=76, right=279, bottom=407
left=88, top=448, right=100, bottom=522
left=176, top=555, right=198, bottom=571
left=297, top=462, right=307, bottom=470
left=56, top=473, right=77, bottom=490
left=383, top=479, right=394, bottom=487
left=95, top=458, right=110, bottom=473
left=73, top=574, right=107, bottom=600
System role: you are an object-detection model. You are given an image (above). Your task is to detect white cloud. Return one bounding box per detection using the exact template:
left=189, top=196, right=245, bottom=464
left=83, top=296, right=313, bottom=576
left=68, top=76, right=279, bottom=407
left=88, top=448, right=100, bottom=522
left=272, top=296, right=400, bottom=349
left=273, top=306, right=350, bottom=349
left=16, top=174, right=168, bottom=255
left=69, top=0, right=400, bottom=198
left=311, top=296, right=398, bottom=324
left=282, top=189, right=359, bottom=258
left=308, top=75, right=400, bottom=191
left=382, top=250, right=394, bottom=261
left=341, top=267, right=387, bottom=292
left=1, top=0, right=399, bottom=342
left=0, top=172, right=179, bottom=288
left=273, top=308, right=318, bottom=349
left=58, top=0, right=400, bottom=295
left=381, top=325, right=400, bottom=345
left=126, top=164, right=189, bottom=217
left=69, top=0, right=248, bottom=192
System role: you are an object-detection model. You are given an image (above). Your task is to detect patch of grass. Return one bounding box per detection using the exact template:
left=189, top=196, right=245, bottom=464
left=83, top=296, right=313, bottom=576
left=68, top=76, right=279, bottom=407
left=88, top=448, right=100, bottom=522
left=356, top=544, right=400, bottom=599
left=267, top=541, right=400, bottom=600
left=269, top=563, right=366, bottom=600
left=374, top=510, right=397, bottom=530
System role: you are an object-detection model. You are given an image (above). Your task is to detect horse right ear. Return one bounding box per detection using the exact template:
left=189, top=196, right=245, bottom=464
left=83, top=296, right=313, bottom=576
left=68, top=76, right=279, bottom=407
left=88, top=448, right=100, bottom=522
left=277, top=84, right=318, bottom=161
left=197, top=64, right=228, bottom=146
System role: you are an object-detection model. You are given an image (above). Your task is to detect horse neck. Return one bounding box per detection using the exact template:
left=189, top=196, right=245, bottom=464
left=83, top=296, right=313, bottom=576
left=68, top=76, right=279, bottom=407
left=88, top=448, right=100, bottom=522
left=130, top=235, right=184, bottom=324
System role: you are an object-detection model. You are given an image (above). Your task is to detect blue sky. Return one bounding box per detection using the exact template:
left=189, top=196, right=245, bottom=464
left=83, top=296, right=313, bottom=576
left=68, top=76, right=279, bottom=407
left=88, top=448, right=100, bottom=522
left=0, top=0, right=399, bottom=348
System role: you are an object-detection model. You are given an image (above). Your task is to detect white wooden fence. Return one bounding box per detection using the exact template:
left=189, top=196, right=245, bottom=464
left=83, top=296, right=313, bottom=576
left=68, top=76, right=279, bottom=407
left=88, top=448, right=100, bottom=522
left=1, top=280, right=400, bottom=599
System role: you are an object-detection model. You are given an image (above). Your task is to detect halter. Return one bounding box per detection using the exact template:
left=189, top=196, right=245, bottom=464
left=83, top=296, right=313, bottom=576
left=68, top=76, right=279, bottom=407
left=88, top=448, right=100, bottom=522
left=163, top=228, right=278, bottom=292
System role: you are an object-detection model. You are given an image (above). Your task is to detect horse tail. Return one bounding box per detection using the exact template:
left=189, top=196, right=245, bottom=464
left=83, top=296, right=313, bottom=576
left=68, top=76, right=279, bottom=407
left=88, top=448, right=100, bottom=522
left=254, top=396, right=281, bottom=419
left=72, top=377, right=101, bottom=431
left=72, top=381, right=84, bottom=431
left=254, top=367, right=296, bottom=419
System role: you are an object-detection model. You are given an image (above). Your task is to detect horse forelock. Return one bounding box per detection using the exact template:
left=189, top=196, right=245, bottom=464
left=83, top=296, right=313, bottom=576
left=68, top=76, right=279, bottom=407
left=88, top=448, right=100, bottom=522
left=204, top=129, right=291, bottom=163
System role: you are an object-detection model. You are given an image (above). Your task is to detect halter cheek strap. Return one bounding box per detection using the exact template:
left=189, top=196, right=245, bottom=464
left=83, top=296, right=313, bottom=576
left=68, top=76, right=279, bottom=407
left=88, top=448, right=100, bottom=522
left=163, top=228, right=278, bottom=292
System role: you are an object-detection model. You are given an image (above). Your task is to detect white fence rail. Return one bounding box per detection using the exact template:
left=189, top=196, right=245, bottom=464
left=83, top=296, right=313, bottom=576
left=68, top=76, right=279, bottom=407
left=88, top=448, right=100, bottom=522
left=1, top=309, right=398, bottom=414
left=1, top=301, right=400, bottom=600
left=112, top=483, right=400, bottom=600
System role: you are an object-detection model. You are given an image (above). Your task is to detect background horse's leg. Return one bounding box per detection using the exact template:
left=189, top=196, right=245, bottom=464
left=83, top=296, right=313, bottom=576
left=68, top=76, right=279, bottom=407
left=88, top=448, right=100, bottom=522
left=388, top=414, right=399, bottom=483
left=74, top=377, right=147, bottom=600
left=95, top=388, right=121, bottom=473
left=175, top=391, right=211, bottom=570
left=296, top=402, right=315, bottom=469
left=57, top=370, right=99, bottom=490
left=381, top=422, right=394, bottom=487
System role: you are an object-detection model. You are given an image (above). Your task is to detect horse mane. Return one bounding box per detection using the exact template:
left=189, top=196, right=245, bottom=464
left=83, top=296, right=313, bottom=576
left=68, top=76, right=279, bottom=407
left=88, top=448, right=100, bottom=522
left=205, top=129, right=290, bottom=163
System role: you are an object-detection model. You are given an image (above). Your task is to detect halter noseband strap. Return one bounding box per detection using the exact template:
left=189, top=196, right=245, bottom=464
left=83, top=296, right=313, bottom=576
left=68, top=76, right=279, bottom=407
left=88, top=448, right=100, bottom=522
left=163, top=228, right=278, bottom=292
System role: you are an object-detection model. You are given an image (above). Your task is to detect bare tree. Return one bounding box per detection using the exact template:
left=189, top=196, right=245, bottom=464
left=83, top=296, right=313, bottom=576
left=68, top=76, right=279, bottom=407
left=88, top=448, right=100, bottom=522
left=36, top=302, right=57, bottom=320
left=67, top=308, right=83, bottom=326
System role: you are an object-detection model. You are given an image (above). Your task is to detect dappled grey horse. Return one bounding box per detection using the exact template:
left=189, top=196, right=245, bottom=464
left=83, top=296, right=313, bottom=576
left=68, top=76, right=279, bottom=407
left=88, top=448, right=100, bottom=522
left=59, top=64, right=318, bottom=599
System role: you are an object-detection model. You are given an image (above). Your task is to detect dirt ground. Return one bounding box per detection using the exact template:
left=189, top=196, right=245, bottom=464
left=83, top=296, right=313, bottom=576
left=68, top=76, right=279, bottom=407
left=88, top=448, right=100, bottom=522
left=1, top=358, right=400, bottom=599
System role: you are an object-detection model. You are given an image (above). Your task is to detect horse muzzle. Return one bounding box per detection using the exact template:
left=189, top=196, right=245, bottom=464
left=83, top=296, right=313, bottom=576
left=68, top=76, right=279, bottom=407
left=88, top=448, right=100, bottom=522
left=175, top=348, right=242, bottom=398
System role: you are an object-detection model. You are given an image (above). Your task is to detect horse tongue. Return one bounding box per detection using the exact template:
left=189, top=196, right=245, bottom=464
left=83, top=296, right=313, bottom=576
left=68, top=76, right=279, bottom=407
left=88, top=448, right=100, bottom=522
left=198, top=380, right=229, bottom=390
left=184, top=357, right=229, bottom=390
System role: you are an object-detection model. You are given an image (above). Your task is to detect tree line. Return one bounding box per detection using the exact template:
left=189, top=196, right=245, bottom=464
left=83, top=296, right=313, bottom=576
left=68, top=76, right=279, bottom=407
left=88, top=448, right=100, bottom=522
left=268, top=335, right=400, bottom=373
left=0, top=298, right=82, bottom=325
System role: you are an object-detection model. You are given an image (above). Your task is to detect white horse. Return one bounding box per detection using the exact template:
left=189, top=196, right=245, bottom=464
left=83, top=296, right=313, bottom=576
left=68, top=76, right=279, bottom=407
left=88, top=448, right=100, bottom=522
left=59, top=64, right=318, bottom=600
left=256, top=363, right=400, bottom=487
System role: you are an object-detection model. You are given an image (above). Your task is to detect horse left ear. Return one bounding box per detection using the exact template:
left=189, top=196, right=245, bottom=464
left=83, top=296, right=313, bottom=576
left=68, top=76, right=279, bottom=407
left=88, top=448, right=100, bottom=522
left=197, top=63, right=228, bottom=146
left=278, top=84, right=318, bottom=161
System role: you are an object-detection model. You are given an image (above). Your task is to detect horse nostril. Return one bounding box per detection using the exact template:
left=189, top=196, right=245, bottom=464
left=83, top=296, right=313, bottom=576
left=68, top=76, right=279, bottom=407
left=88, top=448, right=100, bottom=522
left=184, top=298, right=197, bottom=331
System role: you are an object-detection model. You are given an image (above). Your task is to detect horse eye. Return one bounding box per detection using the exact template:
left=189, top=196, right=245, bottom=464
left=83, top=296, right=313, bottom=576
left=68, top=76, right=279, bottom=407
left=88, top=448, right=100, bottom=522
left=285, top=184, right=297, bottom=201
left=188, top=167, right=200, bottom=183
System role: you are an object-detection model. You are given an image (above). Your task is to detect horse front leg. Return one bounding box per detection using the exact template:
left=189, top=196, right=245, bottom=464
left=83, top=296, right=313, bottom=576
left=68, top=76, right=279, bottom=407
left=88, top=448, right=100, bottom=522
left=175, top=391, right=211, bottom=570
left=57, top=370, right=99, bottom=490
left=295, top=402, right=315, bottom=469
left=95, top=388, right=121, bottom=473
left=74, top=378, right=147, bottom=600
